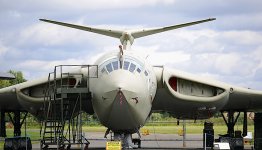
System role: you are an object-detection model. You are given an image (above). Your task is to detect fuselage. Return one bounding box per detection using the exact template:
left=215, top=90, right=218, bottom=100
left=90, top=50, right=157, bottom=133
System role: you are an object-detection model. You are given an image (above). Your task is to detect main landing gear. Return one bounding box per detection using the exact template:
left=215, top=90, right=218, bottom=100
left=0, top=111, right=32, bottom=150
left=218, top=111, right=262, bottom=150
left=104, top=129, right=141, bottom=149
left=218, top=110, right=246, bottom=150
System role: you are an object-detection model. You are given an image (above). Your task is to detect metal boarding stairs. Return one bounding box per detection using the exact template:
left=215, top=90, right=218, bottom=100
left=41, top=65, right=98, bottom=149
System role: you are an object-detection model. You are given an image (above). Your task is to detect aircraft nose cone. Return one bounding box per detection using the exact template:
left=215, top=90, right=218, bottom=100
left=106, top=90, right=140, bottom=131
left=98, top=86, right=145, bottom=132
left=91, top=70, right=152, bottom=132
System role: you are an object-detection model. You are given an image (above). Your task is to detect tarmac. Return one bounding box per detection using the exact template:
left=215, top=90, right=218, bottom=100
left=32, top=132, right=254, bottom=149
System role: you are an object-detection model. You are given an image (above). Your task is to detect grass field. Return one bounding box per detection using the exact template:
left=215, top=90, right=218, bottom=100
left=83, top=124, right=254, bottom=136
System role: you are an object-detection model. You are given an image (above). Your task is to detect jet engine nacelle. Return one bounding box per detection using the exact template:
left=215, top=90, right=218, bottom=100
left=153, top=67, right=230, bottom=119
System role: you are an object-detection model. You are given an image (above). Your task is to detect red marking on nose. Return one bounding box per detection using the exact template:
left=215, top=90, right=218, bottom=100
left=119, top=91, right=123, bottom=105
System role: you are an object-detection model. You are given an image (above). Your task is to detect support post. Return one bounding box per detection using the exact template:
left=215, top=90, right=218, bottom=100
left=0, top=111, right=6, bottom=137
left=242, top=111, right=247, bottom=137
left=182, top=120, right=186, bottom=147
left=7, top=111, right=28, bottom=137
left=254, top=113, right=262, bottom=150
left=221, top=111, right=240, bottom=137
left=4, top=111, right=31, bottom=150
left=220, top=111, right=244, bottom=150
left=14, top=111, right=21, bottom=136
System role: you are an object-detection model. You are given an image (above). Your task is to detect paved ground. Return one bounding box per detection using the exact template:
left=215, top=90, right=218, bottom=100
left=32, top=132, right=254, bottom=149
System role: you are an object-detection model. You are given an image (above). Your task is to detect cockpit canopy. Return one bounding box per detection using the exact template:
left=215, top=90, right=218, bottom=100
left=99, top=56, right=149, bottom=77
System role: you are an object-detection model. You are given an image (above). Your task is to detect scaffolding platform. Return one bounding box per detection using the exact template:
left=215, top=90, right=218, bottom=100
left=41, top=65, right=98, bottom=149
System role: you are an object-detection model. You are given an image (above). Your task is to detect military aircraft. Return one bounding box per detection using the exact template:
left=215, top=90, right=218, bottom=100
left=1, top=18, right=262, bottom=149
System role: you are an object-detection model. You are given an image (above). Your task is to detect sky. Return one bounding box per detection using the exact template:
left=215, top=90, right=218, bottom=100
left=0, top=0, right=262, bottom=90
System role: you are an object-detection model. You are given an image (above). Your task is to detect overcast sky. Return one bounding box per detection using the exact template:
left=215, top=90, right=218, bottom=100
left=1, top=0, right=262, bottom=90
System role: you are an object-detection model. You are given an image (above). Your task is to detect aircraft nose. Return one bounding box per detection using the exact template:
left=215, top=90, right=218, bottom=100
left=105, top=90, right=140, bottom=131
left=91, top=70, right=152, bottom=132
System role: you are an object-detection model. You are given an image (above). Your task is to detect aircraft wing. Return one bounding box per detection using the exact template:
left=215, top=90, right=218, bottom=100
left=0, top=77, right=48, bottom=113
left=39, top=19, right=123, bottom=39
left=131, top=18, right=215, bottom=38
left=152, top=67, right=262, bottom=119
left=0, top=68, right=95, bottom=118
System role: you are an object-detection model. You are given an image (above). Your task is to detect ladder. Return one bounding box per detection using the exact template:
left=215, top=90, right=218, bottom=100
left=41, top=65, right=98, bottom=149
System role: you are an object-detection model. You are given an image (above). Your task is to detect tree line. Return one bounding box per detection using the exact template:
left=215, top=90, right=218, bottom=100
left=0, top=70, right=26, bottom=88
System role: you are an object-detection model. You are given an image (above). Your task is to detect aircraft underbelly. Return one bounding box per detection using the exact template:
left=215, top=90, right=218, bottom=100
left=153, top=87, right=228, bottom=119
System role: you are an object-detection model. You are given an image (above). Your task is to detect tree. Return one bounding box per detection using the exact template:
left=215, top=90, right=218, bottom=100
left=8, top=70, right=27, bottom=84
left=0, top=70, right=26, bottom=88
left=0, top=80, right=11, bottom=88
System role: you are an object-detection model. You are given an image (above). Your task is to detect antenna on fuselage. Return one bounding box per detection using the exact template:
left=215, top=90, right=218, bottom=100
left=39, top=18, right=216, bottom=50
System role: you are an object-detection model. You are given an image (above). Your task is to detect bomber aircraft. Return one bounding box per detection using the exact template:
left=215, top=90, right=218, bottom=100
left=1, top=18, right=262, bottom=149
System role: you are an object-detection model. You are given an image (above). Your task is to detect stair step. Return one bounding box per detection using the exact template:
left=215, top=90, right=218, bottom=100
left=44, top=130, right=62, bottom=133
left=44, top=135, right=64, bottom=138
left=43, top=137, right=54, bottom=140
left=45, top=124, right=63, bottom=127
left=45, top=125, right=63, bottom=128
left=45, top=121, right=63, bottom=124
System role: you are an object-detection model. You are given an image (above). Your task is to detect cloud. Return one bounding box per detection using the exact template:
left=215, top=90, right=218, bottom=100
left=169, top=0, right=262, bottom=16
left=221, top=31, right=262, bottom=46
left=147, top=49, right=191, bottom=66
left=16, top=57, right=91, bottom=79
left=1, top=0, right=262, bottom=90
left=0, top=0, right=176, bottom=12
left=254, top=68, right=262, bottom=81
left=213, top=53, right=240, bottom=75
left=18, top=59, right=84, bottom=71
left=0, top=42, right=8, bottom=56
left=135, top=28, right=262, bottom=89
left=17, top=23, right=94, bottom=47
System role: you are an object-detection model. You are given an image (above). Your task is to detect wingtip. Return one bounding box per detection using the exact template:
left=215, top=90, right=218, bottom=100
left=39, top=19, right=50, bottom=22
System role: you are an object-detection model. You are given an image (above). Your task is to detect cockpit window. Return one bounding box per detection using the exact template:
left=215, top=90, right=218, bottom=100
left=129, top=63, right=136, bottom=73
left=101, top=68, right=107, bottom=74
left=99, top=56, right=145, bottom=76
left=144, top=70, right=148, bottom=76
left=106, top=63, right=113, bottom=73
left=123, top=61, right=130, bottom=70
left=137, top=68, right=141, bottom=73
left=112, top=61, right=119, bottom=70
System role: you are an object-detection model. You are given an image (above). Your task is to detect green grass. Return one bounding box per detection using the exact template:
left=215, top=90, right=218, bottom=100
left=82, top=124, right=254, bottom=136
left=82, top=126, right=107, bottom=132
left=141, top=125, right=254, bottom=136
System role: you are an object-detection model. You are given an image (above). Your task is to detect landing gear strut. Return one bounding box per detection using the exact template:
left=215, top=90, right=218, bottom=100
left=7, top=111, right=28, bottom=136
left=112, top=131, right=141, bottom=149
left=3, top=111, right=32, bottom=150
left=219, top=110, right=245, bottom=150
left=114, top=133, right=134, bottom=149
left=254, top=113, right=262, bottom=149
left=0, top=111, right=6, bottom=137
